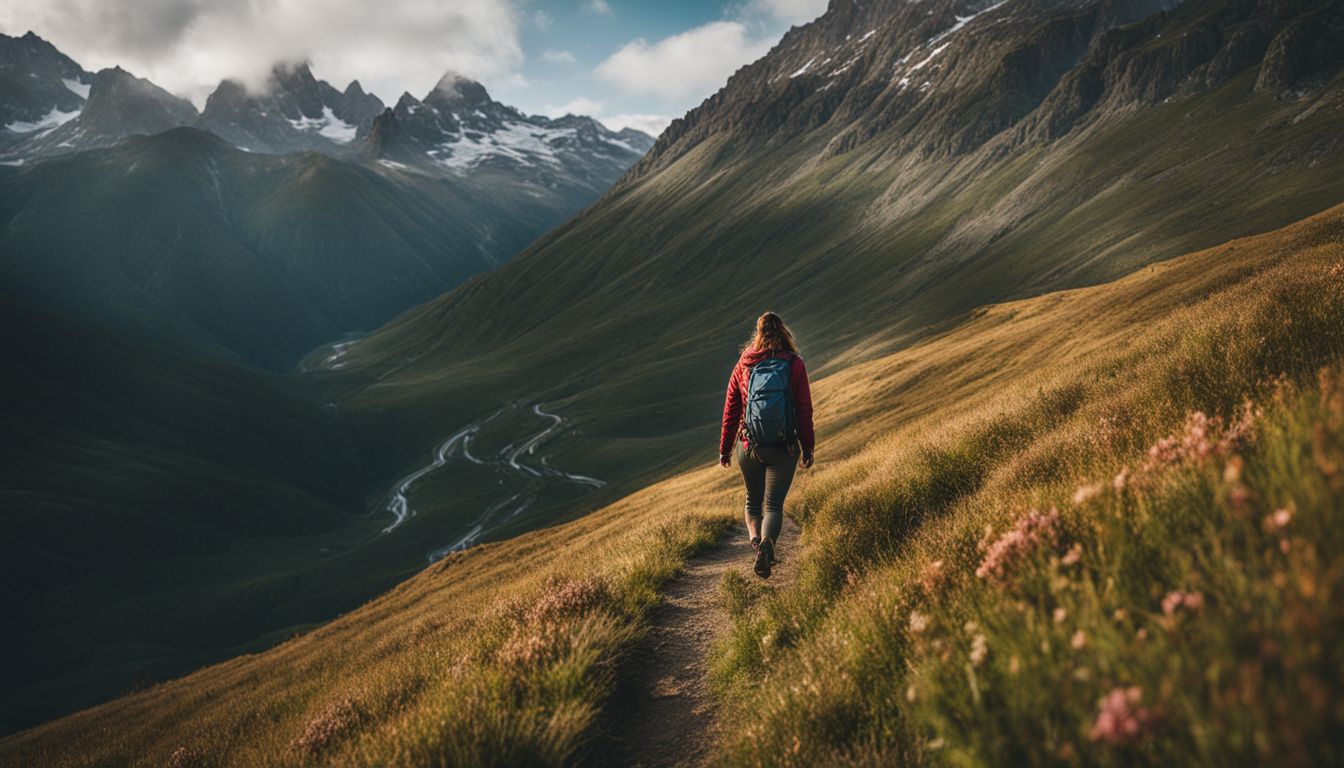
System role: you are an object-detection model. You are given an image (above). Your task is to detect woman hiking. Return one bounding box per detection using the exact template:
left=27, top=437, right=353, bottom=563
left=719, top=311, right=815, bottom=578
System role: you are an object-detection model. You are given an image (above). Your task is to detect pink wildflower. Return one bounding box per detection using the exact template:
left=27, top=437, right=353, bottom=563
left=1161, top=590, right=1204, bottom=617
left=1113, top=467, right=1130, bottom=493
left=976, top=509, right=1063, bottom=584
left=1263, top=507, right=1293, bottom=534
left=1062, top=543, right=1083, bottom=566
left=1142, top=407, right=1260, bottom=474
left=1071, top=629, right=1088, bottom=650
left=909, top=611, right=930, bottom=634
left=1074, top=483, right=1102, bottom=505
left=1090, top=686, right=1155, bottom=745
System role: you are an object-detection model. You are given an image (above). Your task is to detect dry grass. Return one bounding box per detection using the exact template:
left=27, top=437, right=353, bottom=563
left=5, top=205, right=1344, bottom=766
left=710, top=205, right=1344, bottom=766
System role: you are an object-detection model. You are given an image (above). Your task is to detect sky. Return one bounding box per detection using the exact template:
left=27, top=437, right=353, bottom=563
left=0, top=0, right=830, bottom=137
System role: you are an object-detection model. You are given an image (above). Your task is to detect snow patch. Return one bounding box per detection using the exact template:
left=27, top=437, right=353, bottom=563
left=288, top=106, right=358, bottom=143
left=378, top=159, right=409, bottom=170
left=62, top=77, right=90, bottom=99
left=6, top=106, right=80, bottom=133
left=908, top=41, right=951, bottom=72
left=430, top=122, right=576, bottom=171
left=791, top=57, right=817, bottom=78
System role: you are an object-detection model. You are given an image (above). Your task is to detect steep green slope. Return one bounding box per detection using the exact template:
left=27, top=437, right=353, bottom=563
left=326, top=0, right=1344, bottom=547
left=0, top=127, right=601, bottom=370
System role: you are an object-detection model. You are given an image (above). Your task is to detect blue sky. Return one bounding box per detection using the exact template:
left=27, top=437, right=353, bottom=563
left=0, top=0, right=830, bottom=137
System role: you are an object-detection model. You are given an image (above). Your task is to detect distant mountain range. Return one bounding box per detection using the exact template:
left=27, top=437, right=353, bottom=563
left=0, top=31, right=654, bottom=368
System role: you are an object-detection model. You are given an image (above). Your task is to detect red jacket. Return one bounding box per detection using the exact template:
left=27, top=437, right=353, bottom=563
left=720, top=348, right=815, bottom=456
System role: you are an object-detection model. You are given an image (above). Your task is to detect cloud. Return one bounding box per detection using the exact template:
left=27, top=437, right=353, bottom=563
left=743, top=0, right=828, bottom=25
left=546, top=96, right=606, bottom=117
left=595, top=21, right=773, bottom=102
left=543, top=97, right=669, bottom=138
left=600, top=113, right=671, bottom=137
left=583, top=0, right=613, bottom=15
left=0, top=0, right=524, bottom=106
left=541, top=49, right=576, bottom=64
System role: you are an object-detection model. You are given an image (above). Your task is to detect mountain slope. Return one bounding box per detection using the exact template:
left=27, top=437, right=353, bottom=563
left=0, top=297, right=371, bottom=734
left=4, top=195, right=1340, bottom=768
left=325, top=0, right=1344, bottom=549
left=0, top=126, right=574, bottom=368
left=0, top=31, right=88, bottom=139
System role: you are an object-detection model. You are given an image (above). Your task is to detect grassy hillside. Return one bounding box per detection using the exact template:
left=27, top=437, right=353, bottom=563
left=6, top=200, right=1340, bottom=766
left=322, top=0, right=1344, bottom=562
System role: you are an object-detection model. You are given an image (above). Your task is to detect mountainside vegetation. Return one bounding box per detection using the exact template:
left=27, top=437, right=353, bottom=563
left=5, top=194, right=1340, bottom=768
left=326, top=0, right=1344, bottom=552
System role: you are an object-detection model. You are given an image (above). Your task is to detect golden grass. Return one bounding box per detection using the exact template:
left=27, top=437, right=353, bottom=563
left=6, top=204, right=1344, bottom=766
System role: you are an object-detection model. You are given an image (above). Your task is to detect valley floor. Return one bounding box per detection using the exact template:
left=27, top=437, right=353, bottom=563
left=4, top=203, right=1344, bottom=766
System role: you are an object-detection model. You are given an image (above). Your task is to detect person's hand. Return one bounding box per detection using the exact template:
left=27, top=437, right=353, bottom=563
left=719, top=454, right=731, bottom=468
left=801, top=451, right=814, bottom=469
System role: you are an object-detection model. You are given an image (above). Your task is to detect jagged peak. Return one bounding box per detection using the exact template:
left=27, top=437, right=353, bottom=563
left=345, top=80, right=366, bottom=97
left=428, top=71, right=490, bottom=106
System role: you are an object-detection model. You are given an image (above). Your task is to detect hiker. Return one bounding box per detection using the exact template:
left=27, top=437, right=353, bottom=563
left=719, top=311, right=815, bottom=578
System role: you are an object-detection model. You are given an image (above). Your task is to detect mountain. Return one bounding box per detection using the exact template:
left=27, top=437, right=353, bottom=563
left=1, top=65, right=199, bottom=163
left=199, top=62, right=384, bottom=154
left=0, top=126, right=557, bottom=368
left=0, top=32, right=89, bottom=140
left=364, top=72, right=655, bottom=193
left=325, top=0, right=1344, bottom=554
left=0, top=40, right=655, bottom=368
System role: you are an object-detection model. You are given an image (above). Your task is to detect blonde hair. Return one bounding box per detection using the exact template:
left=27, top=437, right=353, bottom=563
left=742, top=311, right=800, bottom=355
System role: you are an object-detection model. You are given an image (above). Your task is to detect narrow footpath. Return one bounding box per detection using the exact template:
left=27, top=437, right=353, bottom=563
left=603, top=515, right=802, bottom=767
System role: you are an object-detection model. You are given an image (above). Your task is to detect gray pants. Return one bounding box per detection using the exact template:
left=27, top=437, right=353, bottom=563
left=735, top=442, right=798, bottom=542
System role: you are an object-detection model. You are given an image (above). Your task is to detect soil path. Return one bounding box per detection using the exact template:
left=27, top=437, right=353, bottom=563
left=602, top=515, right=802, bottom=767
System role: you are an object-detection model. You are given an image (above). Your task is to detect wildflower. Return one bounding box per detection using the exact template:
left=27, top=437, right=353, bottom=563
left=1113, top=467, right=1130, bottom=493
left=1053, top=607, right=1068, bottom=624
left=1008, top=655, right=1021, bottom=675
left=1223, top=456, right=1243, bottom=483
left=1071, top=629, right=1088, bottom=650
left=1062, top=543, right=1083, bottom=566
left=969, top=633, right=988, bottom=666
left=918, top=559, right=946, bottom=594
left=909, top=611, right=930, bottom=634
left=1263, top=507, right=1292, bottom=533
left=963, top=620, right=979, bottom=633
left=1074, top=483, right=1102, bottom=505
left=1136, top=627, right=1148, bottom=642
left=1161, top=590, right=1204, bottom=617
left=976, top=509, right=1063, bottom=584
left=1089, top=686, right=1155, bottom=745
left=906, top=685, right=918, bottom=702
left=1113, top=608, right=1129, bottom=622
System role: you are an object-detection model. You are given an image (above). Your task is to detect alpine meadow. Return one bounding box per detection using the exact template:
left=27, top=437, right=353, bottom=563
left=2, top=0, right=1343, bottom=765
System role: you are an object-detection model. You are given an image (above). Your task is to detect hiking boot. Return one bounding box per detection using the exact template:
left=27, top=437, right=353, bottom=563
left=754, top=538, right=774, bottom=579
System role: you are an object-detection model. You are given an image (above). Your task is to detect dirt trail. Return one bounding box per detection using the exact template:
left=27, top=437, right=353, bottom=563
left=602, top=515, right=802, bottom=767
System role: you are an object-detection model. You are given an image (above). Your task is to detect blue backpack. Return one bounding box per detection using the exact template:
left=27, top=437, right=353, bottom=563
left=743, top=352, right=797, bottom=448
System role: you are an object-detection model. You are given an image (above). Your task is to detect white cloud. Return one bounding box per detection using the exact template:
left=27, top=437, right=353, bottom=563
left=0, top=0, right=525, bottom=107
left=595, top=21, right=773, bottom=102
left=600, top=113, right=671, bottom=137
left=583, top=0, right=613, bottom=16
left=744, top=0, right=828, bottom=25
left=532, top=9, right=552, bottom=29
left=542, top=49, right=576, bottom=64
left=546, top=96, right=606, bottom=117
